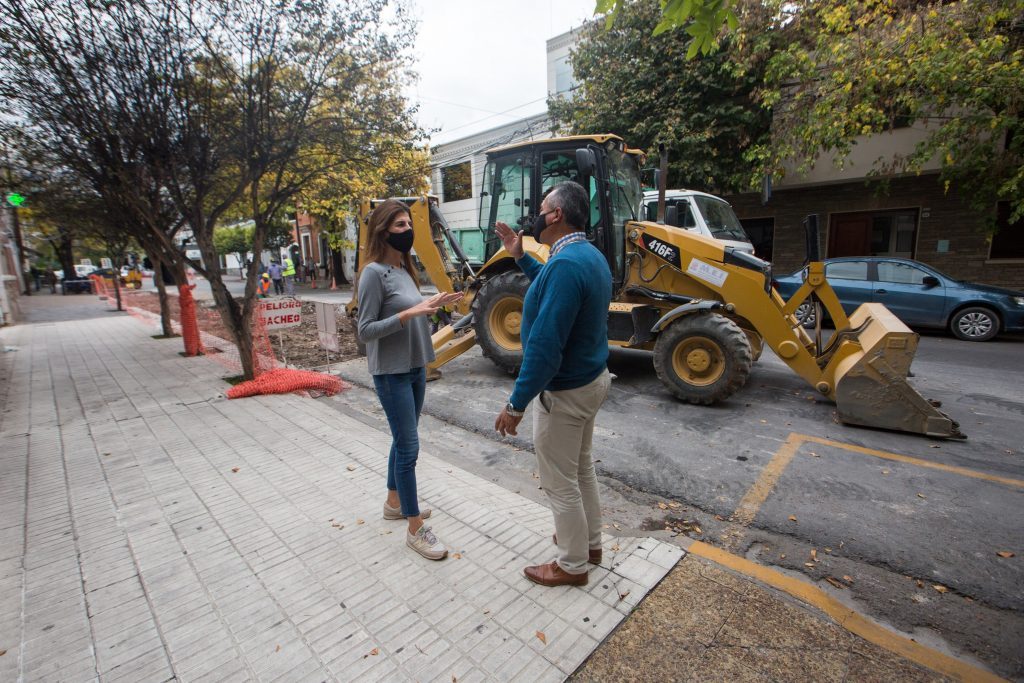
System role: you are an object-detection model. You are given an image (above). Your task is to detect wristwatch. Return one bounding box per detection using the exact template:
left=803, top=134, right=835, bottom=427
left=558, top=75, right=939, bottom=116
left=505, top=400, right=525, bottom=418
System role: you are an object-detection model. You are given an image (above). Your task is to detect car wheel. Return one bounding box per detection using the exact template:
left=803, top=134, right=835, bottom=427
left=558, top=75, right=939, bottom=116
left=795, top=302, right=816, bottom=328
left=949, top=306, right=999, bottom=342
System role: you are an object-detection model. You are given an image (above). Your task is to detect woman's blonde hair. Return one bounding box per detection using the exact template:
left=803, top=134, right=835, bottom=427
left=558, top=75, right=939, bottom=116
left=365, top=199, right=418, bottom=287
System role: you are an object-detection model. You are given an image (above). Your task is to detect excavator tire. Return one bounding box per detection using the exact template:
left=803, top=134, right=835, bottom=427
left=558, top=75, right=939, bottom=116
left=653, top=313, right=752, bottom=405
left=472, top=270, right=530, bottom=375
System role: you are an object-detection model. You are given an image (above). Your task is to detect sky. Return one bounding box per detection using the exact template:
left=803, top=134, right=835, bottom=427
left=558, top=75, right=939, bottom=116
left=405, top=0, right=597, bottom=146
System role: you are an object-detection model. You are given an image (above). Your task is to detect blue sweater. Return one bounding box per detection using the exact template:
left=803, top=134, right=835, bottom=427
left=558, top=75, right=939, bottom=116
left=509, top=242, right=612, bottom=411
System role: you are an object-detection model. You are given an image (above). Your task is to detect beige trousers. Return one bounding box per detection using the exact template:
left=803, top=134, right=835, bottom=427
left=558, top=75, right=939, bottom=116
left=534, top=369, right=612, bottom=574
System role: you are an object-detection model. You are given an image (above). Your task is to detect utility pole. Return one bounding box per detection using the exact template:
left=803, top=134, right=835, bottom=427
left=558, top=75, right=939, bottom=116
left=4, top=166, right=29, bottom=296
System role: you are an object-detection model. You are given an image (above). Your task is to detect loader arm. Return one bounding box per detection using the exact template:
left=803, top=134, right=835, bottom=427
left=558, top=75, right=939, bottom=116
left=626, top=221, right=963, bottom=438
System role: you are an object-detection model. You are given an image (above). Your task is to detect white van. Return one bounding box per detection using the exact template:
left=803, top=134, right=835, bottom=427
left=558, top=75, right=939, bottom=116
left=74, top=264, right=96, bottom=278
left=642, top=189, right=754, bottom=254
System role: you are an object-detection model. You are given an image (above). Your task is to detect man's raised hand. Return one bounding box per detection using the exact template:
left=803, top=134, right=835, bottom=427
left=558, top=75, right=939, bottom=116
left=494, top=221, right=524, bottom=260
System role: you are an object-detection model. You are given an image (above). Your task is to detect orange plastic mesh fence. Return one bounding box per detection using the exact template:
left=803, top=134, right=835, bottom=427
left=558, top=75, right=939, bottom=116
left=225, top=367, right=347, bottom=399
left=177, top=285, right=205, bottom=356
left=250, top=301, right=278, bottom=376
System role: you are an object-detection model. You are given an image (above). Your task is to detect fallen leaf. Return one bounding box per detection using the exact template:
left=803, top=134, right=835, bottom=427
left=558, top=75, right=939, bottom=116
left=275, top=644, right=281, bottom=652
left=779, top=554, right=786, bottom=559
left=809, top=451, right=820, bottom=458
left=328, top=518, right=334, bottom=522
left=843, top=575, right=854, bottom=583
left=356, top=519, right=364, bottom=525
left=611, top=544, right=620, bottom=552
left=881, top=469, right=890, bottom=475
left=759, top=419, right=767, bottom=424
left=692, top=526, right=703, bottom=534
left=618, top=590, right=631, bottom=601
left=657, top=502, right=668, bottom=510
left=810, top=549, right=818, bottom=561
left=996, top=551, right=1015, bottom=558
left=535, top=631, right=547, bottom=645
left=788, top=515, right=797, bottom=522
left=613, top=523, right=621, bottom=530
left=916, top=580, right=924, bottom=588
left=483, top=609, right=490, bottom=614
left=825, top=577, right=846, bottom=589
left=714, top=514, right=725, bottom=521
left=839, top=541, right=845, bottom=549
left=231, top=467, right=240, bottom=473
left=824, top=547, right=832, bottom=553
left=917, top=493, right=926, bottom=499
left=346, top=464, right=356, bottom=471
left=602, top=524, right=611, bottom=529
left=930, top=444, right=940, bottom=449
left=804, top=562, right=816, bottom=568
left=933, top=584, right=949, bottom=594
left=378, top=529, right=392, bottom=535
left=668, top=502, right=681, bottom=509
left=452, top=553, right=462, bottom=559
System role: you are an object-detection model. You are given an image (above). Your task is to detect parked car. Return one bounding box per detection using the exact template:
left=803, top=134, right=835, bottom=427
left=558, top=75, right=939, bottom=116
left=74, top=264, right=96, bottom=278
left=773, top=257, right=1024, bottom=342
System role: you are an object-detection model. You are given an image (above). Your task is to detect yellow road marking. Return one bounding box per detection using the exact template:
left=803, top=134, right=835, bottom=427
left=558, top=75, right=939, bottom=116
left=732, top=433, right=803, bottom=527
left=688, top=541, right=1006, bottom=683
left=801, top=435, right=1024, bottom=489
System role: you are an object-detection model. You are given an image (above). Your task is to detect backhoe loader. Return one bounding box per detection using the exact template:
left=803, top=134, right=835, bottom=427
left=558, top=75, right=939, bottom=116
left=346, top=134, right=963, bottom=439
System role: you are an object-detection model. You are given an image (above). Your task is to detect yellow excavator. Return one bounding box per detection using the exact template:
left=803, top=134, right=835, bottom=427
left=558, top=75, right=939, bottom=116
left=346, top=134, right=963, bottom=439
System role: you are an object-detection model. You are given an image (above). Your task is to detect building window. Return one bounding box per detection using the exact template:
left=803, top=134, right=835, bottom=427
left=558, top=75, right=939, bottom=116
left=829, top=209, right=917, bottom=259
left=554, top=56, right=574, bottom=95
left=441, top=161, right=472, bottom=203
left=990, top=202, right=1024, bottom=260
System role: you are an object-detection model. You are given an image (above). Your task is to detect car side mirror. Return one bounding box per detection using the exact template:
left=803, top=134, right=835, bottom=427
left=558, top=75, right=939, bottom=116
left=922, top=275, right=940, bottom=288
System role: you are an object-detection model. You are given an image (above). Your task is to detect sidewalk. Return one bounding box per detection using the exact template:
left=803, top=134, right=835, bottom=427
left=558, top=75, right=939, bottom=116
left=0, top=295, right=994, bottom=682
left=0, top=296, right=678, bottom=682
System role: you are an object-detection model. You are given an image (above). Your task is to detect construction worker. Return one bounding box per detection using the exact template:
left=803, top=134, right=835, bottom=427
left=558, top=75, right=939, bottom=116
left=257, top=273, right=271, bottom=298
left=282, top=256, right=296, bottom=295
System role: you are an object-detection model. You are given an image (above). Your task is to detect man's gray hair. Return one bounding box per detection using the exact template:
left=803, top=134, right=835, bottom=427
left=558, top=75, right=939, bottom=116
left=548, top=181, right=589, bottom=230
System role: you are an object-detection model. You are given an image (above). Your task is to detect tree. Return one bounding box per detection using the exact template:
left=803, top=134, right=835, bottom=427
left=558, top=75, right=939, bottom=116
left=551, top=0, right=771, bottom=194
left=596, top=0, right=739, bottom=58
left=752, top=0, right=1024, bottom=222
left=213, top=224, right=254, bottom=278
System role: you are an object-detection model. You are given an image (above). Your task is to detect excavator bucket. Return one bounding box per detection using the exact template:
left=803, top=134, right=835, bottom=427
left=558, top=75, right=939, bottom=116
left=830, top=304, right=964, bottom=439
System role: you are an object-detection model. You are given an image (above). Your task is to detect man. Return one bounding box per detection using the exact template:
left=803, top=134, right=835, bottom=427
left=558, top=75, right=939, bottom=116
left=282, top=256, right=296, bottom=295
left=494, top=181, right=613, bottom=588
left=268, top=260, right=284, bottom=295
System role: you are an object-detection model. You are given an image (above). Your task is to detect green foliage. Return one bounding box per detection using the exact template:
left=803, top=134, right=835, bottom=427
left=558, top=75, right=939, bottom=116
left=597, top=0, right=738, bottom=58
left=756, top=0, right=1024, bottom=221
left=213, top=224, right=253, bottom=258
left=555, top=0, right=771, bottom=193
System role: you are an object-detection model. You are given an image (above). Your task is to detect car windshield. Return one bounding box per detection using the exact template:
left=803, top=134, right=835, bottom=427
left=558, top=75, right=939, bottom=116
left=692, top=196, right=750, bottom=242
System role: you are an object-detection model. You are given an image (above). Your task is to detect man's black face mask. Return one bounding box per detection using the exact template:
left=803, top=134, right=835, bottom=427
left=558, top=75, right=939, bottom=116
left=532, top=210, right=553, bottom=240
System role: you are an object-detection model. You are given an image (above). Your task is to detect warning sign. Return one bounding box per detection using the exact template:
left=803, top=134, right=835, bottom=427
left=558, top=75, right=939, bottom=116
left=259, top=298, right=303, bottom=330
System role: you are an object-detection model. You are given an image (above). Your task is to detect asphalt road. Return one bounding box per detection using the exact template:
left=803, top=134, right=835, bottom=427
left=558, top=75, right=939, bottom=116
left=335, top=330, right=1024, bottom=678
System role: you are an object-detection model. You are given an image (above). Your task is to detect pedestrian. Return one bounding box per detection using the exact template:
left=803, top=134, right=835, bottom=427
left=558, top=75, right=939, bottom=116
left=30, top=264, right=41, bottom=291
left=268, top=260, right=284, bottom=295
left=493, top=181, right=613, bottom=587
left=45, top=267, right=57, bottom=294
left=282, top=255, right=296, bottom=295
left=356, top=198, right=463, bottom=560
left=257, top=273, right=271, bottom=298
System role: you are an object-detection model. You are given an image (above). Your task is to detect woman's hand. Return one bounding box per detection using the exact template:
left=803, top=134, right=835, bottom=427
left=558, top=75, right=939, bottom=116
left=399, top=291, right=464, bottom=324
left=494, top=221, right=524, bottom=260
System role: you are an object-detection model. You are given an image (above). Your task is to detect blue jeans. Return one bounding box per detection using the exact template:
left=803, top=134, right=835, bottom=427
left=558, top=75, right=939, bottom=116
left=372, top=367, right=426, bottom=517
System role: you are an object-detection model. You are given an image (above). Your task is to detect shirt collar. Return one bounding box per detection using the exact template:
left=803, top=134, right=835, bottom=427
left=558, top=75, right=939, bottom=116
left=550, top=231, right=588, bottom=257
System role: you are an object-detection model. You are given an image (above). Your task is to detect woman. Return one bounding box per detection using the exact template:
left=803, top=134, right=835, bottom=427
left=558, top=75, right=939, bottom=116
left=357, top=199, right=463, bottom=560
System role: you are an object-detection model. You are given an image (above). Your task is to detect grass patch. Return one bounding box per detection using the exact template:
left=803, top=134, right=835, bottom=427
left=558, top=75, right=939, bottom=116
left=222, top=374, right=246, bottom=386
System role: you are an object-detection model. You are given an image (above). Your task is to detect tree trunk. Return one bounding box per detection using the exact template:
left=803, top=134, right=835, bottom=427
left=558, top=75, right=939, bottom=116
left=150, top=252, right=173, bottom=336
left=196, top=233, right=260, bottom=380
left=56, top=236, right=75, bottom=281
left=332, top=249, right=348, bottom=286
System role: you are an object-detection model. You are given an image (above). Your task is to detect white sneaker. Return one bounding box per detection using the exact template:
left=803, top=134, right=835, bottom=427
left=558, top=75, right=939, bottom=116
left=407, top=526, right=448, bottom=560
left=383, top=502, right=432, bottom=520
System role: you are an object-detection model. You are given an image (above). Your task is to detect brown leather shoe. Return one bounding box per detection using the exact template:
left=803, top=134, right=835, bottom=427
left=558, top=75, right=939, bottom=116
left=524, top=561, right=588, bottom=587
left=552, top=534, right=602, bottom=565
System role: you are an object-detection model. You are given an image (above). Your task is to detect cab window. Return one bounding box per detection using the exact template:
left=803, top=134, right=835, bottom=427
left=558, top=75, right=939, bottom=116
left=825, top=261, right=869, bottom=280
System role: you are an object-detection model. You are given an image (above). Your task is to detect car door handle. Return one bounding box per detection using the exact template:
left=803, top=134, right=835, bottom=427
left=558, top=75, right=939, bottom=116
left=875, top=289, right=887, bottom=295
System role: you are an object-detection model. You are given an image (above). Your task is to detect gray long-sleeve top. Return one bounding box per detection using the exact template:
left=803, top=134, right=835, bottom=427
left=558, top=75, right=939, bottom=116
left=356, top=261, right=435, bottom=375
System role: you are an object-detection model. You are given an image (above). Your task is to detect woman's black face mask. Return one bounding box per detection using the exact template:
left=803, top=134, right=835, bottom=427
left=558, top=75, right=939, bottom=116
left=386, top=229, right=414, bottom=253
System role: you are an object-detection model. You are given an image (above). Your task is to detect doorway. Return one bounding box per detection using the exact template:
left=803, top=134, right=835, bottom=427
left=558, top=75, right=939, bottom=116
left=828, top=209, right=918, bottom=258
